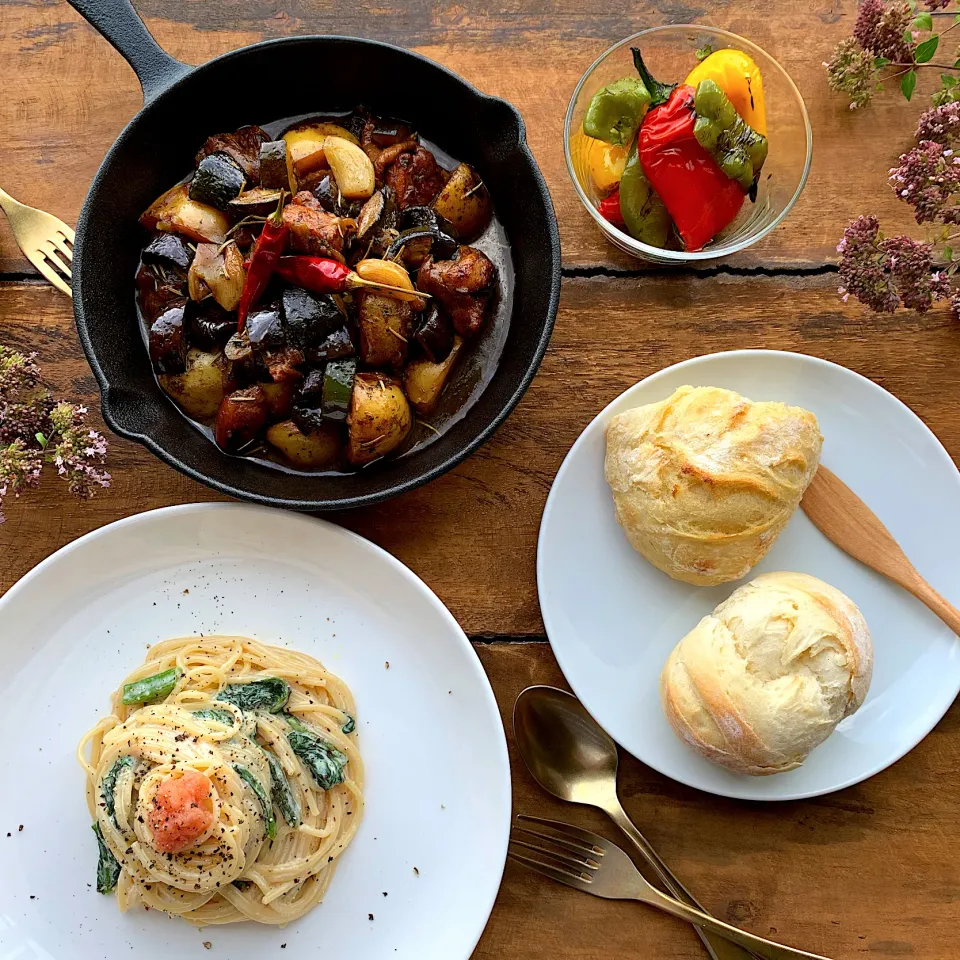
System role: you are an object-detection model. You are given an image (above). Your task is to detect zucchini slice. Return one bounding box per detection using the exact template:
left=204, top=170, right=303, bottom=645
left=189, top=153, right=245, bottom=210
left=322, top=358, right=357, bottom=422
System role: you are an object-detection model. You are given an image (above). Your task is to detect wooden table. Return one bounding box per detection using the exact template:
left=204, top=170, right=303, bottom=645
left=2, top=1, right=958, bottom=956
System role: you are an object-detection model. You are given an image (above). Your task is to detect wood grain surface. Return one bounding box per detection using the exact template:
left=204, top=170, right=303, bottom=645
left=0, top=0, right=937, bottom=274
left=2, top=0, right=959, bottom=958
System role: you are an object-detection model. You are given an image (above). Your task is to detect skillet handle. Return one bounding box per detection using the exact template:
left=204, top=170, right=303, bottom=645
left=66, top=0, right=189, bottom=105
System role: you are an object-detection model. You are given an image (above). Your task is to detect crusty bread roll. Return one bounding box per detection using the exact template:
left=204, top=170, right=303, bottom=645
left=605, top=385, right=823, bottom=585
left=660, top=572, right=873, bottom=775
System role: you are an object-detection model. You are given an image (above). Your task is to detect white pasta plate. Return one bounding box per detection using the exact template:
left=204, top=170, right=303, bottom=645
left=0, top=504, right=510, bottom=958
left=538, top=349, right=960, bottom=801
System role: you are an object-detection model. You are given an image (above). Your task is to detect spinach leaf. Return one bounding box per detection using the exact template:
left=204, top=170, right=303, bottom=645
left=263, top=749, right=302, bottom=827
left=216, top=678, right=290, bottom=714
left=341, top=713, right=356, bottom=735
left=233, top=764, right=277, bottom=840
left=100, top=756, right=136, bottom=828
left=288, top=731, right=347, bottom=791
left=192, top=708, right=235, bottom=726
left=121, top=667, right=182, bottom=705
left=92, top=823, right=121, bottom=894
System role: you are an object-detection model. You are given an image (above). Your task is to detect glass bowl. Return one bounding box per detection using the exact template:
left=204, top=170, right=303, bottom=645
left=564, top=25, right=812, bottom=263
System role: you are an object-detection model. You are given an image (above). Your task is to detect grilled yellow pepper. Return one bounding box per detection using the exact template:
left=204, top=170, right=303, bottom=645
left=685, top=49, right=766, bottom=136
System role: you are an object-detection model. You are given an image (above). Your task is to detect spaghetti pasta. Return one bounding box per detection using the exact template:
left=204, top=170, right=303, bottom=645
left=79, top=635, right=363, bottom=925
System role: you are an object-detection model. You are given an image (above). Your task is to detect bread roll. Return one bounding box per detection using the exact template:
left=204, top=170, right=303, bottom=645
left=605, top=385, right=823, bottom=585
left=660, top=572, right=873, bottom=775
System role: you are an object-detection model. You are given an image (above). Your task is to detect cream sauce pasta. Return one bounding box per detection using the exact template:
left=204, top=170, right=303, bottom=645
left=78, top=635, right=363, bottom=925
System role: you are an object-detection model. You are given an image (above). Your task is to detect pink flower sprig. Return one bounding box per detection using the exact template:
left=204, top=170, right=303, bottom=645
left=837, top=216, right=951, bottom=313
left=825, top=0, right=960, bottom=109
left=0, top=344, right=110, bottom=523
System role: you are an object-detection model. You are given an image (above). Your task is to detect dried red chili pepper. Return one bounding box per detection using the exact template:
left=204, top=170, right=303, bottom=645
left=237, top=194, right=288, bottom=331
left=638, top=84, right=744, bottom=251
left=272, top=256, right=422, bottom=298
left=597, top=189, right=626, bottom=227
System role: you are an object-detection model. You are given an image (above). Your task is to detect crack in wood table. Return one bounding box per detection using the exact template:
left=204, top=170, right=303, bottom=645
left=1, top=1, right=958, bottom=957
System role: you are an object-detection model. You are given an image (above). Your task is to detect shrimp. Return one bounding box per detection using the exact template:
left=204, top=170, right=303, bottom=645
left=148, top=769, right=215, bottom=853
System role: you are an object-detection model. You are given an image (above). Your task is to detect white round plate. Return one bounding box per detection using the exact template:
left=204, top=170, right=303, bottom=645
left=538, top=350, right=960, bottom=801
left=0, top=504, right=510, bottom=959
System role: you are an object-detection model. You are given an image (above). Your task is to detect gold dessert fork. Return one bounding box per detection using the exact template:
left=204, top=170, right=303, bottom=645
left=0, top=187, right=74, bottom=296
left=510, top=817, right=833, bottom=960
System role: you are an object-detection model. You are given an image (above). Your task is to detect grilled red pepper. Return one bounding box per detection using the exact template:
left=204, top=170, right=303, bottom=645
left=597, top=189, right=626, bottom=227
left=638, top=84, right=744, bottom=251
left=236, top=195, right=288, bottom=331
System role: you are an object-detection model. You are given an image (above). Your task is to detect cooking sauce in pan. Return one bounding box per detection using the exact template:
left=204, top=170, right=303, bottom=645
left=136, top=111, right=514, bottom=475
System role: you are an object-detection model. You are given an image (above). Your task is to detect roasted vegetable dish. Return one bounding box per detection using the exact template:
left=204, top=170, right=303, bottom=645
left=136, top=108, right=501, bottom=471
left=577, top=47, right=768, bottom=252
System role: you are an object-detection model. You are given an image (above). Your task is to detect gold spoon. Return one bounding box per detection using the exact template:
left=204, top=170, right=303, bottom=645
left=513, top=686, right=758, bottom=960
left=801, top=465, right=960, bottom=636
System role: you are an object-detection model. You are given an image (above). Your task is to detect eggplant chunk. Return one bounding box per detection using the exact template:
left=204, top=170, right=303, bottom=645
left=432, top=163, right=492, bottom=240
left=307, top=326, right=356, bottom=363
left=404, top=336, right=463, bottom=415
left=282, top=287, right=343, bottom=347
left=358, top=292, right=414, bottom=369
left=158, top=349, right=230, bottom=420
left=346, top=373, right=412, bottom=466
left=355, top=188, right=398, bottom=245
left=229, top=187, right=284, bottom=217
left=187, top=299, right=235, bottom=350
left=142, top=233, right=193, bottom=273
left=259, top=140, right=297, bottom=194
left=141, top=185, right=230, bottom=244
left=214, top=385, right=269, bottom=453
left=149, top=299, right=188, bottom=374
left=266, top=419, right=342, bottom=469
left=413, top=304, right=454, bottom=362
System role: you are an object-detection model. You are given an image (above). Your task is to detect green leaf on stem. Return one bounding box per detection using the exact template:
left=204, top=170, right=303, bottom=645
left=943, top=246, right=953, bottom=262
left=874, top=56, right=891, bottom=68
left=901, top=70, right=918, bottom=100
left=915, top=35, right=940, bottom=64
left=913, top=12, right=933, bottom=31
left=942, top=74, right=958, bottom=88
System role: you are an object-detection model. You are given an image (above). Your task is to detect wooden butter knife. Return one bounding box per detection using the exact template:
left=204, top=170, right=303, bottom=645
left=801, top=465, right=960, bottom=636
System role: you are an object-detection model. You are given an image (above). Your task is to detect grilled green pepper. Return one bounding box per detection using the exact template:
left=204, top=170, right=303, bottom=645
left=618, top=141, right=671, bottom=247
left=692, top=79, right=768, bottom=194
left=583, top=77, right=652, bottom=147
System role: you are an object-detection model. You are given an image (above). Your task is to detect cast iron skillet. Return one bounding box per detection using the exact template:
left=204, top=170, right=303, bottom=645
left=66, top=0, right=561, bottom=510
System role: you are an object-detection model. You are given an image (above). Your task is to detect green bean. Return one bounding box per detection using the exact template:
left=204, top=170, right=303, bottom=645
left=121, top=667, right=182, bottom=705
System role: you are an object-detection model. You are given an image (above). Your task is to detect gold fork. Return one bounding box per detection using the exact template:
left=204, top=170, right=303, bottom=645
left=0, top=187, right=74, bottom=297
left=510, top=817, right=833, bottom=960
